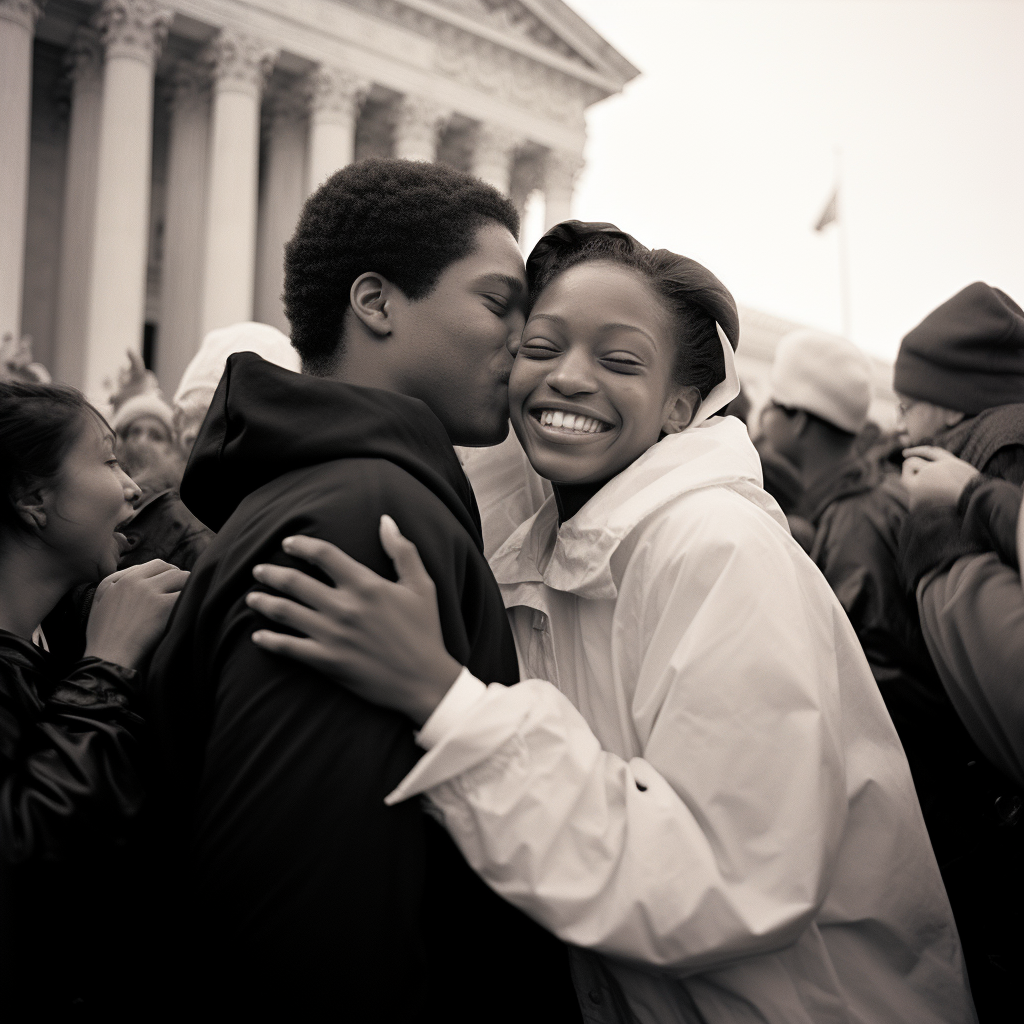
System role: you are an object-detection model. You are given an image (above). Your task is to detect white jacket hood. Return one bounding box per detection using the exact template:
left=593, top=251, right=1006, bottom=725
left=491, top=416, right=786, bottom=601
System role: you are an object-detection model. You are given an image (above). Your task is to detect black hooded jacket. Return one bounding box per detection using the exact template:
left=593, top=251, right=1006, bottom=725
left=144, top=354, right=580, bottom=1021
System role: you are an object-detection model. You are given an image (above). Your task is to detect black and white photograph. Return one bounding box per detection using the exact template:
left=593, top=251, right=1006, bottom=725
left=1, top=0, right=1022, bottom=1020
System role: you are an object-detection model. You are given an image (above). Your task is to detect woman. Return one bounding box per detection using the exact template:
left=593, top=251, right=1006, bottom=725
left=0, top=380, right=188, bottom=1014
left=246, top=223, right=974, bottom=1023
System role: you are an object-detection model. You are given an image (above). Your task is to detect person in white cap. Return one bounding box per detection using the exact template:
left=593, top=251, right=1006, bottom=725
left=757, top=329, right=875, bottom=547
left=172, top=322, right=300, bottom=457
left=110, top=391, right=177, bottom=488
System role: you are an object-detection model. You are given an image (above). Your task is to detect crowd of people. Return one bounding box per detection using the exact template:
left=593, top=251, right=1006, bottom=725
left=1, top=157, right=1021, bottom=1021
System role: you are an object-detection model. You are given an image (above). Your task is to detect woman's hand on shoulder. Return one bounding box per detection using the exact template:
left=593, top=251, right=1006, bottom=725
left=246, top=516, right=462, bottom=726
left=84, top=560, right=189, bottom=670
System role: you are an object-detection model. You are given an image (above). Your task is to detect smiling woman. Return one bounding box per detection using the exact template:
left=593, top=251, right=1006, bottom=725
left=248, top=220, right=976, bottom=1022
left=0, top=379, right=189, bottom=1014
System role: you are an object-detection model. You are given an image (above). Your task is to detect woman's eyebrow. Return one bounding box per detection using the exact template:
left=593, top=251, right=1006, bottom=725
left=598, top=322, right=657, bottom=346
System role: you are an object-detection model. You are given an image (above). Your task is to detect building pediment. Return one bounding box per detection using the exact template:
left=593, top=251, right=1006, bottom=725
left=340, top=0, right=639, bottom=97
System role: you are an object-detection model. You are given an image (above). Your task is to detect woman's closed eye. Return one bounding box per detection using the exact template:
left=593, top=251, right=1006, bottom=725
left=600, top=352, right=644, bottom=374
left=519, top=338, right=561, bottom=358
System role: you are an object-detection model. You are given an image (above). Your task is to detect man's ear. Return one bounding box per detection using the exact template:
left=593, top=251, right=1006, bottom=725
left=11, top=482, right=47, bottom=532
left=349, top=272, right=393, bottom=338
left=943, top=408, right=966, bottom=430
left=662, top=386, right=702, bottom=434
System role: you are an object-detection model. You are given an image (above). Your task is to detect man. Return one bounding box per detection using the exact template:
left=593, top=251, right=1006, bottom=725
left=757, top=327, right=878, bottom=552
left=144, top=160, right=581, bottom=1021
left=793, top=282, right=1024, bottom=1018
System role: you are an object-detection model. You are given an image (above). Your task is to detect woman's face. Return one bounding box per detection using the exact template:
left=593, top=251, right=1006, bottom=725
left=509, top=261, right=693, bottom=485
left=42, top=413, right=141, bottom=582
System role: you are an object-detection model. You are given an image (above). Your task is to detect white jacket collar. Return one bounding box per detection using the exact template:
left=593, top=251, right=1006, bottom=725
left=490, top=416, right=785, bottom=600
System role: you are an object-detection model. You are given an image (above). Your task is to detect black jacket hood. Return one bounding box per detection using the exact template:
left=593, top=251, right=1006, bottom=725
left=181, top=352, right=481, bottom=543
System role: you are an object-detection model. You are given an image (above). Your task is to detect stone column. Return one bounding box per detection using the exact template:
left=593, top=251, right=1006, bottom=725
left=305, top=66, right=366, bottom=195
left=157, top=59, right=210, bottom=395
left=393, top=95, right=448, bottom=163
left=255, top=86, right=306, bottom=332
left=199, top=29, right=275, bottom=338
left=53, top=25, right=103, bottom=388
left=472, top=122, right=520, bottom=194
left=82, top=0, right=170, bottom=402
left=0, top=0, right=43, bottom=352
left=543, top=149, right=584, bottom=229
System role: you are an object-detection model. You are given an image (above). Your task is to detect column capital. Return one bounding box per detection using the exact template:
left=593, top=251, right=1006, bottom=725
left=95, top=0, right=171, bottom=65
left=267, top=81, right=308, bottom=126
left=203, top=29, right=276, bottom=96
left=0, top=0, right=44, bottom=31
left=64, top=25, right=103, bottom=85
left=305, top=65, right=369, bottom=124
left=475, top=122, right=524, bottom=165
left=394, top=94, right=450, bottom=135
left=166, top=56, right=209, bottom=110
left=544, top=148, right=584, bottom=191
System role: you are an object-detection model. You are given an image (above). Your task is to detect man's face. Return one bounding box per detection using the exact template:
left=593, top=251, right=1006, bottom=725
left=388, top=221, right=527, bottom=447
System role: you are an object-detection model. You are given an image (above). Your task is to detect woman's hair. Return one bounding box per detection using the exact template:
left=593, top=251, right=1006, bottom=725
left=526, top=222, right=739, bottom=399
left=0, top=380, right=92, bottom=534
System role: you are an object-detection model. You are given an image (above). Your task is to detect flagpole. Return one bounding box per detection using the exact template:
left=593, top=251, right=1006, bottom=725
left=835, top=147, right=852, bottom=339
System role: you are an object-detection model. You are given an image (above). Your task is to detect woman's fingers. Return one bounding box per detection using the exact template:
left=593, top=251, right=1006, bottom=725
left=149, top=567, right=190, bottom=592
left=379, top=515, right=436, bottom=598
left=251, top=630, right=340, bottom=675
left=281, top=535, right=380, bottom=591
left=246, top=589, right=342, bottom=639
left=253, top=562, right=337, bottom=610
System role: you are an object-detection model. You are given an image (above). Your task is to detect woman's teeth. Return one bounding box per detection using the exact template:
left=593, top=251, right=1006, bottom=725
left=537, top=410, right=608, bottom=433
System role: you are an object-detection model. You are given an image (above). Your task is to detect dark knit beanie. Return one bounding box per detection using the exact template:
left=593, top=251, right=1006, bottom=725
left=893, top=282, right=1024, bottom=414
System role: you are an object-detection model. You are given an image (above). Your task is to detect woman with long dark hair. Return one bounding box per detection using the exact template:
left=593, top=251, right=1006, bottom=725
left=0, top=380, right=188, bottom=1016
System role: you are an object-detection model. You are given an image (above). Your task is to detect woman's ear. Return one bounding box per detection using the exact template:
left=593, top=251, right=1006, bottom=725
left=11, top=483, right=48, bottom=532
left=662, top=386, right=702, bottom=434
left=349, top=272, right=393, bottom=338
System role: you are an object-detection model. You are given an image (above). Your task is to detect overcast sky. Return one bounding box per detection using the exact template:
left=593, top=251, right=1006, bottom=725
left=555, top=0, right=1024, bottom=362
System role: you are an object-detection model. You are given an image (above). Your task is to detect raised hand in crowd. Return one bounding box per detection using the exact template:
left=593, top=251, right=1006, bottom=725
left=902, top=445, right=981, bottom=509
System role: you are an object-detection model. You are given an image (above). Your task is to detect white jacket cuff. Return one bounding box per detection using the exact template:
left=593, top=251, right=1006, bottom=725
left=414, top=667, right=487, bottom=750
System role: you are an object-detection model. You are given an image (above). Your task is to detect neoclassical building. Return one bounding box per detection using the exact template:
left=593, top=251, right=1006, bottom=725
left=1, top=0, right=637, bottom=400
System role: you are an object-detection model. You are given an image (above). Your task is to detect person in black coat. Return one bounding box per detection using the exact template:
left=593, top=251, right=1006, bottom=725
left=143, top=160, right=582, bottom=1022
left=0, top=380, right=188, bottom=1018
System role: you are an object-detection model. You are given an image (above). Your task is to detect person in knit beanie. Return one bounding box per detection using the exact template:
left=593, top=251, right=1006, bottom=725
left=172, top=322, right=301, bottom=457
left=894, top=283, right=1024, bottom=480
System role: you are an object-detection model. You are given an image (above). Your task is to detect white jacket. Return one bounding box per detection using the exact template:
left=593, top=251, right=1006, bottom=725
left=390, top=418, right=975, bottom=1024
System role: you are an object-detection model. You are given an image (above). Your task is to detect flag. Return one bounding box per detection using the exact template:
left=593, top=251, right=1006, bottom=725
left=814, top=187, right=839, bottom=231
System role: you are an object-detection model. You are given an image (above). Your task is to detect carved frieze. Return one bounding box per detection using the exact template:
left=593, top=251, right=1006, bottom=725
left=435, top=30, right=587, bottom=126
left=94, top=0, right=171, bottom=65
left=340, top=0, right=591, bottom=126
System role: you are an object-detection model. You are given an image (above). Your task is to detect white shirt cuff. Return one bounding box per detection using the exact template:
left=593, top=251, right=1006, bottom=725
left=414, top=667, right=488, bottom=750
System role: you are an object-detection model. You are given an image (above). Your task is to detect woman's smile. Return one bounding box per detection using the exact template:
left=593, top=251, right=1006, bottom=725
left=529, top=405, right=613, bottom=441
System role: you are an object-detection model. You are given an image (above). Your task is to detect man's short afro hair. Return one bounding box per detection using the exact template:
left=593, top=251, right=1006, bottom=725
left=284, top=158, right=520, bottom=374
